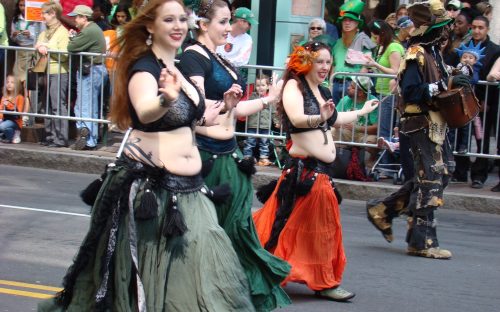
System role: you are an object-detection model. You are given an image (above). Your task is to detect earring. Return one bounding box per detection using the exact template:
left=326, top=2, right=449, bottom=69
left=146, top=33, right=152, bottom=46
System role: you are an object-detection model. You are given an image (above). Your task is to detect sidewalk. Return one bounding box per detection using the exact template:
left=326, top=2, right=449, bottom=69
left=1, top=142, right=499, bottom=214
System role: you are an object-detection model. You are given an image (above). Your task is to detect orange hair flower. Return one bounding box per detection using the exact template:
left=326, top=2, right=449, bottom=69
left=287, top=45, right=319, bottom=75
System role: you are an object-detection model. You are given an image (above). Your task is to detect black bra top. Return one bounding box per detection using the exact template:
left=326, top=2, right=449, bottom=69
left=178, top=42, right=246, bottom=101
left=128, top=52, right=205, bottom=132
left=286, top=76, right=338, bottom=134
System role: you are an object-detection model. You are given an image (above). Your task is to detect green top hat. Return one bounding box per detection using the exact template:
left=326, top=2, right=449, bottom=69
left=338, top=0, right=365, bottom=27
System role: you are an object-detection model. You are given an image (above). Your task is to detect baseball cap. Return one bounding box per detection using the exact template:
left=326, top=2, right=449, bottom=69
left=446, top=0, right=462, bottom=10
left=397, top=16, right=413, bottom=29
left=234, top=7, right=258, bottom=25
left=67, top=5, right=93, bottom=17
left=350, top=76, right=374, bottom=94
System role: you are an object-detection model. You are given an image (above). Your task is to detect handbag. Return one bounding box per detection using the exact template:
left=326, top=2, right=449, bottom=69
left=434, top=78, right=481, bottom=128
left=32, top=55, right=48, bottom=73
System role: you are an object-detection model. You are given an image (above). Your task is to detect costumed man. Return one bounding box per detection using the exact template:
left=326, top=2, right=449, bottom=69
left=331, top=0, right=376, bottom=104
left=366, top=0, right=471, bottom=260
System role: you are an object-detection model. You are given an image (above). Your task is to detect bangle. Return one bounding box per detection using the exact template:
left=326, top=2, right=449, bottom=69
left=196, top=116, right=206, bottom=126
left=261, top=98, right=269, bottom=109
left=307, top=115, right=322, bottom=128
left=159, top=94, right=176, bottom=107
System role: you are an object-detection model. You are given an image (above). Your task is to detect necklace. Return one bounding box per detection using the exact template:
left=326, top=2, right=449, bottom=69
left=196, top=41, right=238, bottom=81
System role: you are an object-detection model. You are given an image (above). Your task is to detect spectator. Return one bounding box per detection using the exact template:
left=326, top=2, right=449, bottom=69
left=331, top=0, right=375, bottom=104
left=385, top=13, right=397, bottom=30
left=35, top=0, right=70, bottom=148
left=59, top=0, right=93, bottom=29
left=323, top=6, right=339, bottom=43
left=395, top=16, right=414, bottom=48
left=110, top=4, right=132, bottom=34
left=10, top=0, right=43, bottom=126
left=451, top=8, right=473, bottom=49
left=67, top=5, right=107, bottom=151
left=215, top=7, right=256, bottom=67
left=468, top=15, right=500, bottom=189
left=486, top=54, right=500, bottom=192
left=441, top=30, right=459, bottom=66
left=0, top=3, right=8, bottom=70
left=92, top=3, right=113, bottom=31
left=446, top=0, right=463, bottom=18
left=243, top=74, right=275, bottom=166
left=0, top=74, right=23, bottom=143
left=364, top=20, right=404, bottom=144
left=395, top=4, right=408, bottom=20
left=476, top=1, right=493, bottom=21
left=106, top=0, right=120, bottom=23
left=332, top=75, right=379, bottom=166
left=298, top=17, right=327, bottom=46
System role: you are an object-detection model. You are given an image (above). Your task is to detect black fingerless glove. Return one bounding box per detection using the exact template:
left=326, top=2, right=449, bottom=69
left=452, top=75, right=471, bottom=88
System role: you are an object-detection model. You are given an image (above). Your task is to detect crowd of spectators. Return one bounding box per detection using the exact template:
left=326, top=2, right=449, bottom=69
left=0, top=0, right=499, bottom=190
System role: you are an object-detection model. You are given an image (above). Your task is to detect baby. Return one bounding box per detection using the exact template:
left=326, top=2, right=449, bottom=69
left=454, top=41, right=486, bottom=84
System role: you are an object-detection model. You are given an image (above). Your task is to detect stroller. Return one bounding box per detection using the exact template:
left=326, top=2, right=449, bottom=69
left=369, top=131, right=405, bottom=185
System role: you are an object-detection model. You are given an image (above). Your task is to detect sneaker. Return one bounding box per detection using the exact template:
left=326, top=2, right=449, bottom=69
left=471, top=180, right=484, bottom=189
left=257, top=158, right=272, bottom=166
left=12, top=130, right=21, bottom=144
left=407, top=247, right=452, bottom=259
left=315, top=286, right=355, bottom=302
left=73, top=127, right=90, bottom=150
left=377, top=137, right=398, bottom=153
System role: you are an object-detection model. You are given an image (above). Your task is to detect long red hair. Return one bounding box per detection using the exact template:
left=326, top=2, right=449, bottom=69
left=109, top=0, right=185, bottom=130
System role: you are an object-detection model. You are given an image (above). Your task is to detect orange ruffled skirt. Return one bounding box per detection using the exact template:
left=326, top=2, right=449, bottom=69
left=253, top=173, right=346, bottom=291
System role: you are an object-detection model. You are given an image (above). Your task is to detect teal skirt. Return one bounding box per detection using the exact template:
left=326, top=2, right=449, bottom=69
left=38, top=160, right=254, bottom=311
left=200, top=149, right=291, bottom=311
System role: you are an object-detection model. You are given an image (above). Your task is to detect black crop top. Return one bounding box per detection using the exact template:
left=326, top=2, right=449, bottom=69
left=128, top=52, right=205, bottom=132
left=286, top=76, right=338, bottom=134
left=178, top=43, right=246, bottom=100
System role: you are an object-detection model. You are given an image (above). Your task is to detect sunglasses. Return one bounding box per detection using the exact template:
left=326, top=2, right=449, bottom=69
left=310, top=27, right=323, bottom=31
left=446, top=6, right=459, bottom=11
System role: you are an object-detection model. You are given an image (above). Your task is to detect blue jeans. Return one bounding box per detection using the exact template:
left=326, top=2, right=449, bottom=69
left=0, top=120, right=19, bottom=141
left=378, top=94, right=396, bottom=140
left=332, top=81, right=349, bottom=105
left=243, top=128, right=270, bottom=159
left=74, top=64, right=108, bottom=147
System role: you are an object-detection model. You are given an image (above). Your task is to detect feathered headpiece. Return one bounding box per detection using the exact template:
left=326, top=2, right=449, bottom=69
left=287, top=45, right=319, bottom=75
left=455, top=41, right=486, bottom=66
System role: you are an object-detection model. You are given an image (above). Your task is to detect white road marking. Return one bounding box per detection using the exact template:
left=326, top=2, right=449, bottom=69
left=0, top=204, right=90, bottom=218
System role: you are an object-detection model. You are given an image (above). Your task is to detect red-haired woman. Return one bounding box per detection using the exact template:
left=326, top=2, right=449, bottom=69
left=38, top=1, right=254, bottom=311
left=253, top=41, right=378, bottom=302
left=179, top=1, right=290, bottom=310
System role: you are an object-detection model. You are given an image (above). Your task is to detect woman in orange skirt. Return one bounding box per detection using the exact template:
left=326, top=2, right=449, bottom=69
left=253, top=41, right=378, bottom=302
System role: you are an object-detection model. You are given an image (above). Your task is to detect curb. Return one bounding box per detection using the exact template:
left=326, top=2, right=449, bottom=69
left=2, top=144, right=499, bottom=215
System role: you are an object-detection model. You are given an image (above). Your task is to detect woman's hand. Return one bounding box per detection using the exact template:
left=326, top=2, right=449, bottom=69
left=359, top=99, right=379, bottom=115
left=158, top=67, right=181, bottom=103
left=363, top=54, right=377, bottom=67
left=267, top=73, right=283, bottom=103
left=320, top=99, right=335, bottom=122
left=223, top=83, right=243, bottom=110
left=203, top=101, right=224, bottom=126
left=36, top=44, right=48, bottom=55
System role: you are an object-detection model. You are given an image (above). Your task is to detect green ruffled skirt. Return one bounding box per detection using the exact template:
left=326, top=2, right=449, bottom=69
left=200, top=149, right=291, bottom=311
left=38, top=163, right=254, bottom=311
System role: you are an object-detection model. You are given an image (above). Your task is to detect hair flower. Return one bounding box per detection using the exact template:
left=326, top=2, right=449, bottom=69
left=188, top=11, right=201, bottom=29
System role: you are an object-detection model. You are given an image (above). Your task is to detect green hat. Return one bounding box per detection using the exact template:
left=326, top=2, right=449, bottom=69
left=338, top=0, right=365, bottom=26
left=408, top=0, right=453, bottom=37
left=234, top=7, right=258, bottom=25
left=350, top=75, right=374, bottom=94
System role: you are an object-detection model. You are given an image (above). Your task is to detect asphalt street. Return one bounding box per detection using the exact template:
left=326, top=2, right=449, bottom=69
left=1, top=164, right=499, bottom=312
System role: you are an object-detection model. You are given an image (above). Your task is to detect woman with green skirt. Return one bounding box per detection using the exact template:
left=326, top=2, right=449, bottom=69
left=179, top=1, right=291, bottom=311
left=38, top=1, right=254, bottom=311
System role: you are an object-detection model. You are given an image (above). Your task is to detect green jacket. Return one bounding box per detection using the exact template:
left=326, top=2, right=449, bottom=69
left=68, top=22, right=106, bottom=64
left=246, top=93, right=277, bottom=130
left=0, top=4, right=9, bottom=46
